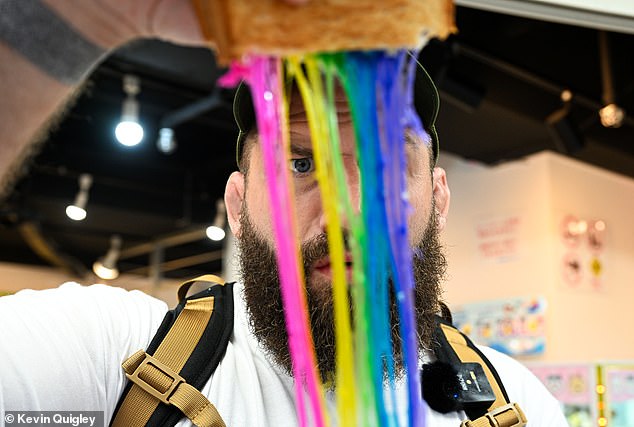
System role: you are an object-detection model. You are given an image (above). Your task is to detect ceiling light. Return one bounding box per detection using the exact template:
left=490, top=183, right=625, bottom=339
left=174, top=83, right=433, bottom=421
left=560, top=90, right=572, bottom=103
left=93, top=235, right=122, bottom=280
left=157, top=127, right=177, bottom=154
left=206, top=199, right=226, bottom=241
left=115, top=121, right=143, bottom=147
left=65, top=205, right=87, bottom=221
left=115, top=74, right=144, bottom=147
left=599, top=103, right=625, bottom=128
left=65, top=173, right=92, bottom=221
left=597, top=32, right=625, bottom=129
left=206, top=226, right=225, bottom=241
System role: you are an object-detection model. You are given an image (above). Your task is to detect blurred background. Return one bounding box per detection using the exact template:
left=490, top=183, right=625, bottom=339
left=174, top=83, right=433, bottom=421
left=1, top=3, right=632, bottom=284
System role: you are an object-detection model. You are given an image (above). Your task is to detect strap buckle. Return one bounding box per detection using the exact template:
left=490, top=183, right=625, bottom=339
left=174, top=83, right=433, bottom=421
left=461, top=402, right=527, bottom=427
left=125, top=351, right=185, bottom=405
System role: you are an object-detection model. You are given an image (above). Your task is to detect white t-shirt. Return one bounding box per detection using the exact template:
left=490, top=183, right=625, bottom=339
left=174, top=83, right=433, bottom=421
left=0, top=282, right=568, bottom=426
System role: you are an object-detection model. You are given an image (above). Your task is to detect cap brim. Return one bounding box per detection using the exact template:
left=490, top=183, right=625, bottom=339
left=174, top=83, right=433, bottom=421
left=234, top=81, right=254, bottom=167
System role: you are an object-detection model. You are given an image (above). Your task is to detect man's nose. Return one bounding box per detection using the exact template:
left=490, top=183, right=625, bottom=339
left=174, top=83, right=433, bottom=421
left=318, top=165, right=361, bottom=233
left=346, top=166, right=361, bottom=214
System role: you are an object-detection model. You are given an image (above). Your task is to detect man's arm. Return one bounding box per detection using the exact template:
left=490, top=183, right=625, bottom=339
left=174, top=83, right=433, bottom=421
left=0, top=283, right=170, bottom=415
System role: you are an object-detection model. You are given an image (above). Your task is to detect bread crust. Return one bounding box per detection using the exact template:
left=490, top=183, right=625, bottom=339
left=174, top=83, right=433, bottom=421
left=193, top=0, right=456, bottom=64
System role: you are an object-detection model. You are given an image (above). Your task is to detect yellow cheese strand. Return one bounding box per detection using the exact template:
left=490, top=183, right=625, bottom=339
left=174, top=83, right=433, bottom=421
left=288, top=56, right=356, bottom=427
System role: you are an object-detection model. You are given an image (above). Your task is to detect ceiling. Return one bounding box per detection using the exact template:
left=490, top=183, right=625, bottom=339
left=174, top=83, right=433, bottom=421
left=1, top=5, right=632, bottom=281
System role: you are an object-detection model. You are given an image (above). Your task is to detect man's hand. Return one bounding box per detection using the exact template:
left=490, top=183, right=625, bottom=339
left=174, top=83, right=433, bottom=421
left=40, top=0, right=205, bottom=50
left=139, top=0, right=310, bottom=48
left=42, top=0, right=311, bottom=51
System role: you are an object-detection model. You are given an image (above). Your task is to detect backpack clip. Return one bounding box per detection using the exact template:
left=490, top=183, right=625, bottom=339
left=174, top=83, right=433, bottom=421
left=111, top=279, right=233, bottom=427
left=123, top=350, right=185, bottom=405
left=460, top=402, right=527, bottom=427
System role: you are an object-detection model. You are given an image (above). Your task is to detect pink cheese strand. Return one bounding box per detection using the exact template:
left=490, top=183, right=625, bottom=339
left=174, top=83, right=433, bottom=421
left=220, top=56, right=328, bottom=427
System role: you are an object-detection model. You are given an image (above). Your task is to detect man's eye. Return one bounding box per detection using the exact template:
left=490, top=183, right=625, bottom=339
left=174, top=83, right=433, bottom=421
left=290, top=158, right=314, bottom=174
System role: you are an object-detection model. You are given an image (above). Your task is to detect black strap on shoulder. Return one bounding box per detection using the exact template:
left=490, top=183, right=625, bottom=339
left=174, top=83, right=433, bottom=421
left=422, top=316, right=527, bottom=426
left=110, top=278, right=234, bottom=427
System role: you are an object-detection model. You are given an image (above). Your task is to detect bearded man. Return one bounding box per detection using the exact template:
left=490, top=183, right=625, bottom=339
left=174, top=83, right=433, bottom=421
left=0, top=0, right=567, bottom=426
left=231, top=79, right=448, bottom=382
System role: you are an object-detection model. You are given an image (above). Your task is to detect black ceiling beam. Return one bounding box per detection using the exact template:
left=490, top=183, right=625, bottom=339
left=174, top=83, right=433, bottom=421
left=454, top=41, right=634, bottom=128
left=160, top=90, right=225, bottom=129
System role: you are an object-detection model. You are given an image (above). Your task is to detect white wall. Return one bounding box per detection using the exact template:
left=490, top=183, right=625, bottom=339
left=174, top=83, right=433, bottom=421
left=438, top=150, right=634, bottom=362
left=547, top=153, right=634, bottom=361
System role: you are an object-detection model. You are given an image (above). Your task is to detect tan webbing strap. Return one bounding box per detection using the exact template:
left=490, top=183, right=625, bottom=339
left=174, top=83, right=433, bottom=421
left=440, top=324, right=507, bottom=410
left=178, top=274, right=226, bottom=302
left=111, top=292, right=225, bottom=427
left=169, top=382, right=225, bottom=426
left=460, top=403, right=527, bottom=427
left=439, top=324, right=527, bottom=427
left=118, top=349, right=225, bottom=426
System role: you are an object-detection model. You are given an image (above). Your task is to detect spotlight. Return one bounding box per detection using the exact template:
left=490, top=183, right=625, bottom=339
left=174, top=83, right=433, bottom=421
left=157, top=127, right=177, bottom=154
left=93, top=235, right=122, bottom=280
left=206, top=199, right=226, bottom=241
left=65, top=205, right=86, bottom=221
left=597, top=32, right=626, bottom=129
left=206, top=225, right=226, bottom=241
left=546, top=106, right=584, bottom=155
left=599, top=103, right=625, bottom=128
left=115, top=75, right=144, bottom=147
left=66, top=174, right=92, bottom=221
left=560, top=90, right=573, bottom=103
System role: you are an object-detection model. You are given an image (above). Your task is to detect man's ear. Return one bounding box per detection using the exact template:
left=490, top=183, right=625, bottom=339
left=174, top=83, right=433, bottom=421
left=225, top=171, right=245, bottom=238
left=432, top=167, right=450, bottom=231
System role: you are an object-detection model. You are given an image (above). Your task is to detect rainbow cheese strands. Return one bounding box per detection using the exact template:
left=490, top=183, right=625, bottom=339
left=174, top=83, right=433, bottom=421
left=287, top=56, right=357, bottom=427
left=221, top=50, right=430, bottom=427
left=220, top=56, right=328, bottom=427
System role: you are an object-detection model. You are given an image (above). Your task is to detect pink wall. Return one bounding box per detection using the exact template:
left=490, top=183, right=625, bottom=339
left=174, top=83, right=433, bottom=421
left=438, top=150, right=634, bottom=362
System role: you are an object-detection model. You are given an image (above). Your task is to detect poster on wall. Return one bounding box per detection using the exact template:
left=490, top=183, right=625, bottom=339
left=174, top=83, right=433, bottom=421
left=559, top=214, right=607, bottom=291
left=451, top=296, right=546, bottom=356
left=526, top=363, right=596, bottom=427
left=474, top=214, right=522, bottom=263
left=601, top=364, right=634, bottom=427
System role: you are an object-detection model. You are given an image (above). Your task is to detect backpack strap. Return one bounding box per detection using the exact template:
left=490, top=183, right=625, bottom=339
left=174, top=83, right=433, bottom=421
left=110, top=275, right=234, bottom=427
left=429, top=316, right=527, bottom=427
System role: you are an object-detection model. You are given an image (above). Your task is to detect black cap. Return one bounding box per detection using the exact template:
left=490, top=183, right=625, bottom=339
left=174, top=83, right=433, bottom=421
left=233, top=59, right=439, bottom=168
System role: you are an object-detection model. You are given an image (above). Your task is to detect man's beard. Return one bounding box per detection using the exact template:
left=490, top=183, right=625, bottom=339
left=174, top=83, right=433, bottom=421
left=238, top=207, right=447, bottom=382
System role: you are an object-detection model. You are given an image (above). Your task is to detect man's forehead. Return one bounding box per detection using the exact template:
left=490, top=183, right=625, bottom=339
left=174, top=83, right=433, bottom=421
left=288, top=83, right=352, bottom=124
left=242, top=79, right=431, bottom=168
